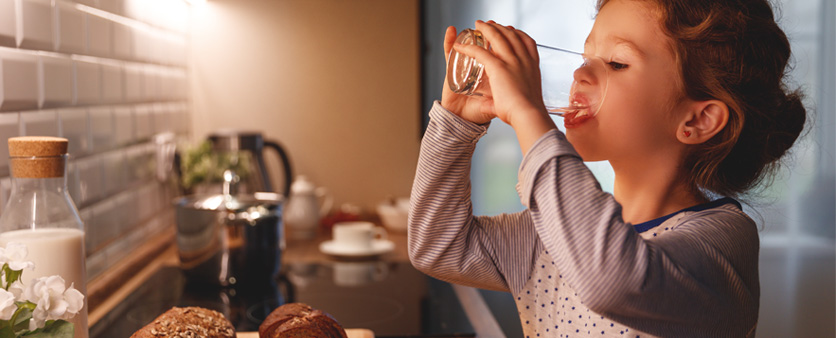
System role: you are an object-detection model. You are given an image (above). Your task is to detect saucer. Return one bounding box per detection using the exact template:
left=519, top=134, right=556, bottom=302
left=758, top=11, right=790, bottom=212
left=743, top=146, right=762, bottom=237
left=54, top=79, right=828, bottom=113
left=319, top=239, right=395, bottom=258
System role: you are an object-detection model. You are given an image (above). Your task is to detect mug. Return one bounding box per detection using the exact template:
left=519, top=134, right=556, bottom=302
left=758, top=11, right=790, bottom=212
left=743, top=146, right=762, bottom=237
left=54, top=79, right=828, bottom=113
left=331, top=221, right=387, bottom=253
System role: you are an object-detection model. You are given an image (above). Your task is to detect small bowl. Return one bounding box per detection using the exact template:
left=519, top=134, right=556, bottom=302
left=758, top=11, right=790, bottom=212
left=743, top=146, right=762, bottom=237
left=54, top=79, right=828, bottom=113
left=377, top=198, right=409, bottom=233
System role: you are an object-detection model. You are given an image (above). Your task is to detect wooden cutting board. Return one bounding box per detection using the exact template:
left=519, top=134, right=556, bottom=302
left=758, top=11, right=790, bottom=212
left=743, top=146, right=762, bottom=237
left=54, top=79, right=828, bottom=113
left=237, top=329, right=374, bottom=338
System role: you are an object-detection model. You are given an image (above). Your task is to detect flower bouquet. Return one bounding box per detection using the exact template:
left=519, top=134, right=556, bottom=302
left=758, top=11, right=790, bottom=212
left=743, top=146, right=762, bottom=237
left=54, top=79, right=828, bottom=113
left=0, top=243, right=83, bottom=338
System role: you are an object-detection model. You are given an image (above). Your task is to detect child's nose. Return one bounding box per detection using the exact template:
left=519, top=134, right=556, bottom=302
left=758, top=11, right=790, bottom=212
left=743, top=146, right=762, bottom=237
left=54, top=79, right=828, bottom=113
left=573, top=57, right=605, bottom=86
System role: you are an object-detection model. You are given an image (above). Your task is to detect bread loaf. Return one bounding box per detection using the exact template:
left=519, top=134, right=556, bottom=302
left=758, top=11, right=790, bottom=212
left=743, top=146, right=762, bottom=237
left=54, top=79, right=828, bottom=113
left=259, top=303, right=348, bottom=338
left=130, top=306, right=235, bottom=338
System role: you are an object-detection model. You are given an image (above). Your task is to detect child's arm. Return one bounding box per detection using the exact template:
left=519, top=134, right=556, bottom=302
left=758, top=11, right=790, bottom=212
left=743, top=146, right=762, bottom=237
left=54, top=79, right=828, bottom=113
left=519, top=130, right=759, bottom=337
left=408, top=102, right=544, bottom=293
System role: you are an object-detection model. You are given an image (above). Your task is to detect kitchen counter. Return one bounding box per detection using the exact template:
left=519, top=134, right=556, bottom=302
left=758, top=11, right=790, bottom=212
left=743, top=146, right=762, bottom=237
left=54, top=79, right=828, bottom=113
left=89, top=228, right=503, bottom=337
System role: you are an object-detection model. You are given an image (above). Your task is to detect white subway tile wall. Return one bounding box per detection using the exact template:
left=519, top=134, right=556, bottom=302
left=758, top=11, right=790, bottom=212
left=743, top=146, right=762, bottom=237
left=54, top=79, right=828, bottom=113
left=86, top=15, right=111, bottom=58
left=39, top=54, right=74, bottom=107
left=0, top=0, right=14, bottom=47
left=88, top=106, right=113, bottom=151
left=112, top=105, right=132, bottom=145
left=100, top=61, right=123, bottom=103
left=0, top=178, right=9, bottom=215
left=124, top=63, right=141, bottom=101
left=58, top=107, right=88, bottom=155
left=112, top=21, right=132, bottom=60
left=0, top=0, right=190, bottom=281
left=55, top=2, right=86, bottom=54
left=0, top=113, right=18, bottom=172
left=133, top=103, right=153, bottom=139
left=102, top=149, right=126, bottom=195
left=21, top=109, right=58, bottom=136
left=19, top=0, right=53, bottom=51
left=73, top=57, right=101, bottom=105
left=0, top=49, right=39, bottom=110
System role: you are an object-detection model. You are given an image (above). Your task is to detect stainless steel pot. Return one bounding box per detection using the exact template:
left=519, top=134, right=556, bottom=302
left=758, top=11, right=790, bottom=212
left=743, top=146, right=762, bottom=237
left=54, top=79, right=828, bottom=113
left=174, top=189, right=283, bottom=287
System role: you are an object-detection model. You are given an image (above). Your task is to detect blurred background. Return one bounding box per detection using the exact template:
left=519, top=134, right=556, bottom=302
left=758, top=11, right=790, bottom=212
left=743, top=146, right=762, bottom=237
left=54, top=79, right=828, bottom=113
left=0, top=0, right=830, bottom=337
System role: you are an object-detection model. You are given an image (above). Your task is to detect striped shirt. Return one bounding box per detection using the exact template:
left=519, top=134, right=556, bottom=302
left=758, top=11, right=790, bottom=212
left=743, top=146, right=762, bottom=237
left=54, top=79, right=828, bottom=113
left=408, top=102, right=760, bottom=337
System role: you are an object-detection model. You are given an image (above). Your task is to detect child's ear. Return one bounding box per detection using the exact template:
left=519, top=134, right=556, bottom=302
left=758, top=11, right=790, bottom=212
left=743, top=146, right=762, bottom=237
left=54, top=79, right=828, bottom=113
left=677, top=100, right=729, bottom=144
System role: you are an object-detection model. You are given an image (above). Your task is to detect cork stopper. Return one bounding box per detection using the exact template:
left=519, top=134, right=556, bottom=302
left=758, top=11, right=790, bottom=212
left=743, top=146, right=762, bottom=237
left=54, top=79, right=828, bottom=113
left=8, top=136, right=68, bottom=157
left=8, top=137, right=69, bottom=178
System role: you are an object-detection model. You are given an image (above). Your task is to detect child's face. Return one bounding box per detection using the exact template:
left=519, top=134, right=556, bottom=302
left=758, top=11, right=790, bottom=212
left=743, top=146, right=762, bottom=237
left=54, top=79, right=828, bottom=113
left=566, top=0, right=686, bottom=164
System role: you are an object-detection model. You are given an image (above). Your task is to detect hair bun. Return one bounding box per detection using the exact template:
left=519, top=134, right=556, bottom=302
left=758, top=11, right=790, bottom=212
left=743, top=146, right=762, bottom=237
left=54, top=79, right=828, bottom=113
left=766, top=90, right=806, bottom=161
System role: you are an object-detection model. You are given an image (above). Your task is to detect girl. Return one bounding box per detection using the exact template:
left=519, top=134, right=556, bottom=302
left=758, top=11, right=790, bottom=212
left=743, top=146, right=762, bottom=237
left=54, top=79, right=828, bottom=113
left=408, top=0, right=806, bottom=337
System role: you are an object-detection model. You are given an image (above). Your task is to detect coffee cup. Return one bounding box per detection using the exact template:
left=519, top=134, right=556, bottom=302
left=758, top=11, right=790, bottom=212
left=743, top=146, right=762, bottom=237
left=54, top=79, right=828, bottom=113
left=331, top=221, right=387, bottom=253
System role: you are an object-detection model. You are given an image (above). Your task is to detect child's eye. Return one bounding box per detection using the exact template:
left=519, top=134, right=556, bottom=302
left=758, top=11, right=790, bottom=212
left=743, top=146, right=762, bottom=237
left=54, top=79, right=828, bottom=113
left=608, top=61, right=628, bottom=70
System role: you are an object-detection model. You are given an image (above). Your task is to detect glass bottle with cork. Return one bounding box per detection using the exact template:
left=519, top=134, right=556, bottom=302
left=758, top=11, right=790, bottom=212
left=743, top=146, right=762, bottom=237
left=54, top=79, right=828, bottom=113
left=0, top=137, right=88, bottom=338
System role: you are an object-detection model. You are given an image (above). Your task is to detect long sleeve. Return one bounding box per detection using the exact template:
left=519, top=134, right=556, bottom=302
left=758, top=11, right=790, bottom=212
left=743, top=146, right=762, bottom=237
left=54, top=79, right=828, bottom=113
left=408, top=101, right=543, bottom=293
left=517, top=129, right=760, bottom=337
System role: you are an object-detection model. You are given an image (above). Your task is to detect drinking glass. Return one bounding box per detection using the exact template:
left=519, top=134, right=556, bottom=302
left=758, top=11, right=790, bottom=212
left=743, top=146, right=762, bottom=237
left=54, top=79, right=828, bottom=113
left=446, top=29, right=609, bottom=117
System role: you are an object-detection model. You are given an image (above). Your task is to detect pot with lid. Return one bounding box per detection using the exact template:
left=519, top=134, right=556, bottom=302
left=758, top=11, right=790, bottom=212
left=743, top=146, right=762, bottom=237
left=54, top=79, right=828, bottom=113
left=175, top=171, right=284, bottom=286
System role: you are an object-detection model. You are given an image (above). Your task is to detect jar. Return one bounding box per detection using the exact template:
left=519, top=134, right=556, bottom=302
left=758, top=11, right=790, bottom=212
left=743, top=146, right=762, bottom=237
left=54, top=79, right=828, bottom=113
left=0, top=137, right=88, bottom=338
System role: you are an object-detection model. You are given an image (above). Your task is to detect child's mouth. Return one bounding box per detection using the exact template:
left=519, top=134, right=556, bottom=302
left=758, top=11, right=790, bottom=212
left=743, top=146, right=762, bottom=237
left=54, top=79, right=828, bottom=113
left=563, top=98, right=594, bottom=128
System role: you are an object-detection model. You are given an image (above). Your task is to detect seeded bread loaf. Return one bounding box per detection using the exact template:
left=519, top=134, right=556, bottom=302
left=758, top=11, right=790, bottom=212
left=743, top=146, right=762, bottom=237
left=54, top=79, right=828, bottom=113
left=130, top=306, right=236, bottom=338
left=259, top=302, right=348, bottom=338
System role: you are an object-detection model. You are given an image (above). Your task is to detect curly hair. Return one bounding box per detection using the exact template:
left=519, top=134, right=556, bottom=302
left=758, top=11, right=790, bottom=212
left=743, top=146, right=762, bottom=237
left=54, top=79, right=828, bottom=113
left=596, top=0, right=807, bottom=197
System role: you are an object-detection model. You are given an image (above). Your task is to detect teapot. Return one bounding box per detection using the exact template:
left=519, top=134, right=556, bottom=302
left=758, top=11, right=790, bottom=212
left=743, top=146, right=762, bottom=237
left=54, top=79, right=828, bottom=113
left=284, top=176, right=333, bottom=240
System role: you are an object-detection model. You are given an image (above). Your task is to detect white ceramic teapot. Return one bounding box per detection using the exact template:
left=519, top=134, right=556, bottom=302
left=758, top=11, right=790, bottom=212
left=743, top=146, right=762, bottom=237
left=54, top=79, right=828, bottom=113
left=284, top=176, right=333, bottom=240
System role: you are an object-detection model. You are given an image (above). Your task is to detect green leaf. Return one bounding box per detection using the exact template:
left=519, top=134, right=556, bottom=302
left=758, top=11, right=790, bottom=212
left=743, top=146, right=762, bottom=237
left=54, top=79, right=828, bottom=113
left=11, top=305, right=33, bottom=333
left=0, top=325, right=16, bottom=338
left=4, top=269, right=21, bottom=286
left=12, top=318, right=30, bottom=331
left=21, top=320, right=74, bottom=338
left=1, top=264, right=21, bottom=289
left=0, top=320, right=14, bottom=338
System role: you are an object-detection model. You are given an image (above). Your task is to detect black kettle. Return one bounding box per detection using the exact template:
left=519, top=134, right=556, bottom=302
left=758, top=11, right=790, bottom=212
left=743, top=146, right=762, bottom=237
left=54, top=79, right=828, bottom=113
left=207, top=130, right=293, bottom=197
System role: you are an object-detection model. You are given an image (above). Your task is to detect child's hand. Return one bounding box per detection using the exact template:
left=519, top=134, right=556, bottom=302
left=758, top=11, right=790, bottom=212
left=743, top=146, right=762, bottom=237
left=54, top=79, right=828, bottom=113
left=450, top=21, right=549, bottom=127
left=440, top=26, right=495, bottom=125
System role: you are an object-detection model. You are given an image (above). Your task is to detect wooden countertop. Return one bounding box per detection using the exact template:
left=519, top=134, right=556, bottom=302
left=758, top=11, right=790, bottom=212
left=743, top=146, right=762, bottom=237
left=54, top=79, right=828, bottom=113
left=88, top=226, right=410, bottom=325
left=88, top=225, right=501, bottom=337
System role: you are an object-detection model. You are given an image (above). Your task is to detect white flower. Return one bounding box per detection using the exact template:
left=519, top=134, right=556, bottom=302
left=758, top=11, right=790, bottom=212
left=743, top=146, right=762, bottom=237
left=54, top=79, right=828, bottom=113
left=0, top=288, right=16, bottom=320
left=0, top=243, right=35, bottom=271
left=8, top=280, right=24, bottom=300
left=22, top=276, right=84, bottom=330
left=63, top=284, right=84, bottom=316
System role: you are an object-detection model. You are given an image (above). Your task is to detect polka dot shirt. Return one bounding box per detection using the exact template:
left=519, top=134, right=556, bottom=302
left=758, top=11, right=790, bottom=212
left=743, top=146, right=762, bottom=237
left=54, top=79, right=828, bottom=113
left=513, top=221, right=677, bottom=338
